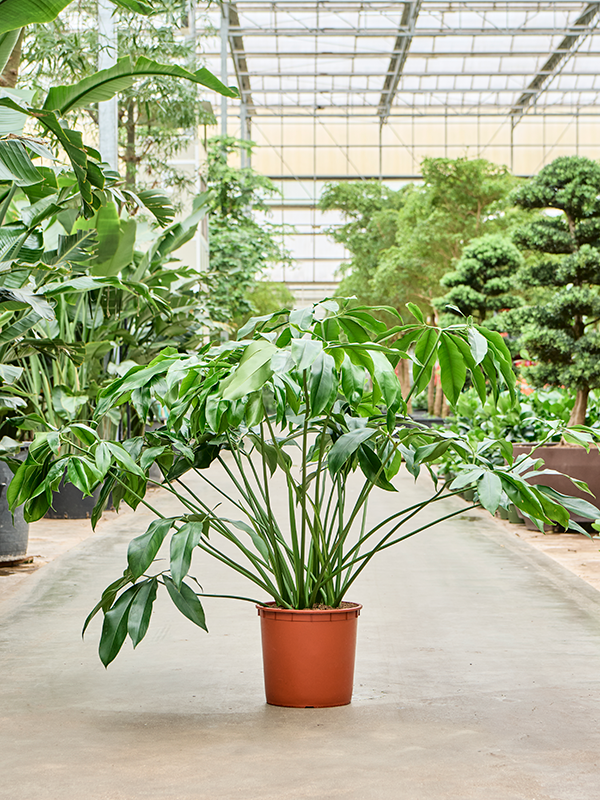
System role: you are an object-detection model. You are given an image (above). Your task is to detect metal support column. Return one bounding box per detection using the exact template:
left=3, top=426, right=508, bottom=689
left=97, top=0, right=118, bottom=171
left=220, top=3, right=229, bottom=137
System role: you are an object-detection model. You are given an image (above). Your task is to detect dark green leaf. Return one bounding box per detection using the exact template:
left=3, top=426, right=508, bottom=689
left=309, top=352, right=337, bottom=416
left=169, top=521, right=204, bottom=588
left=127, top=578, right=158, bottom=648
left=328, top=428, right=375, bottom=474
left=163, top=576, right=208, bottom=631
left=357, top=445, right=397, bottom=492
left=438, top=333, right=467, bottom=405
left=82, top=574, right=130, bottom=637
left=128, top=517, right=176, bottom=580
left=98, top=584, right=139, bottom=667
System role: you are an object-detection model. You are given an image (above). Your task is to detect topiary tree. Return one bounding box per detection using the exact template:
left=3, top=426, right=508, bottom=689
left=510, top=155, right=600, bottom=427
left=434, top=234, right=524, bottom=325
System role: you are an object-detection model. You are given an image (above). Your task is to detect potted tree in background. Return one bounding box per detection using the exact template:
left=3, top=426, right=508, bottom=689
left=508, top=155, right=600, bottom=517
left=8, top=300, right=599, bottom=706
left=434, top=233, right=524, bottom=328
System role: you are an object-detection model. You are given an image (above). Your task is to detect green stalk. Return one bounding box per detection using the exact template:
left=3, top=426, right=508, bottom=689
left=299, top=375, right=310, bottom=605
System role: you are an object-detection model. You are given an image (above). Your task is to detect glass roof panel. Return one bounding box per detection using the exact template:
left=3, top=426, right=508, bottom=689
left=201, top=1, right=600, bottom=119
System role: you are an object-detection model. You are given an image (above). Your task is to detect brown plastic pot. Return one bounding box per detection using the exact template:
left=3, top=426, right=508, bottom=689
left=257, top=602, right=362, bottom=708
left=512, top=444, right=600, bottom=524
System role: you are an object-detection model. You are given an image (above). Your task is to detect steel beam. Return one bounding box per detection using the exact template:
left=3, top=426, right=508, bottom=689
left=227, top=2, right=254, bottom=119
left=228, top=26, right=599, bottom=37
left=228, top=50, right=599, bottom=58
left=510, top=2, right=600, bottom=125
left=381, top=0, right=421, bottom=124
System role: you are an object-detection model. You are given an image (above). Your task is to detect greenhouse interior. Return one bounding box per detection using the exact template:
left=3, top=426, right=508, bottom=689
left=2, top=1, right=600, bottom=798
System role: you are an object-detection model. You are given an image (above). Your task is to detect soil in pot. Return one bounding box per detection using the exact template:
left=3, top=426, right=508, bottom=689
left=512, top=444, right=600, bottom=528
left=0, top=460, right=29, bottom=562
left=257, top=602, right=362, bottom=708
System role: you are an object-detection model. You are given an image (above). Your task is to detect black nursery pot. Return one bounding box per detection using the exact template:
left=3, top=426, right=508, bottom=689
left=0, top=460, right=29, bottom=562
left=45, top=474, right=102, bottom=520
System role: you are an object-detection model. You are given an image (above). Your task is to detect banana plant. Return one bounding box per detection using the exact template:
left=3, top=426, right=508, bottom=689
left=0, top=0, right=155, bottom=71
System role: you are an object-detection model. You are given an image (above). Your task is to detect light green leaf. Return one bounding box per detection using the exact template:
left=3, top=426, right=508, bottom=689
left=477, top=472, right=502, bottom=514
left=93, top=219, right=136, bottom=277
left=105, top=441, right=145, bottom=477
left=0, top=0, right=72, bottom=35
left=43, top=56, right=238, bottom=115
left=406, top=302, right=424, bottom=323
left=0, top=29, right=20, bottom=74
left=340, top=355, right=365, bottom=404
left=66, top=457, right=102, bottom=496
left=224, top=518, right=270, bottom=562
left=0, top=363, right=22, bottom=384
left=291, top=337, right=323, bottom=372
left=220, top=340, right=277, bottom=402
left=468, top=327, right=488, bottom=366
left=0, top=139, right=42, bottom=186
left=449, top=468, right=485, bottom=492
left=370, top=350, right=401, bottom=412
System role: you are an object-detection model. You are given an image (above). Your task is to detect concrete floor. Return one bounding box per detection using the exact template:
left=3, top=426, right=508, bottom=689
left=1, top=467, right=600, bottom=799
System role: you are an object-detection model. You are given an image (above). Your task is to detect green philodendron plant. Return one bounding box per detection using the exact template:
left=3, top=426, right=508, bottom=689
left=8, top=299, right=600, bottom=665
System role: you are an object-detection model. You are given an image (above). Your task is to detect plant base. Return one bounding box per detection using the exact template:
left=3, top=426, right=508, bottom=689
left=257, top=602, right=362, bottom=708
left=0, top=461, right=28, bottom=561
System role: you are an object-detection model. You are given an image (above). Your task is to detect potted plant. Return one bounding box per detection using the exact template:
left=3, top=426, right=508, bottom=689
left=508, top=155, right=600, bottom=516
left=9, top=300, right=599, bottom=706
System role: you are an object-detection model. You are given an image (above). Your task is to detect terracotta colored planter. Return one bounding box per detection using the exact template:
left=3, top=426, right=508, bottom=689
left=512, top=444, right=600, bottom=523
left=257, top=602, right=362, bottom=708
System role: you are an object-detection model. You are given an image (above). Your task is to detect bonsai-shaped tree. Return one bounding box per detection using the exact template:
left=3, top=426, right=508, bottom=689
left=434, top=234, right=524, bottom=325
left=510, top=156, right=600, bottom=426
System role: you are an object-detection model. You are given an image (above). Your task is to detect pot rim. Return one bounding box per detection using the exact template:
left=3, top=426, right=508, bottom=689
left=256, top=601, right=362, bottom=615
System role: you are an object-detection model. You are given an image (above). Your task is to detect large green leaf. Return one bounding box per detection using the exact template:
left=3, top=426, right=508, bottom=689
left=0, top=139, right=42, bottom=186
left=536, top=485, right=599, bottom=521
left=0, top=0, right=72, bottom=35
left=93, top=219, right=136, bottom=277
left=477, top=471, right=502, bottom=514
left=438, top=332, right=467, bottom=405
left=0, top=97, right=97, bottom=217
left=220, top=340, right=277, bottom=402
left=357, top=444, right=397, bottom=492
left=99, top=584, right=139, bottom=667
left=43, top=56, right=239, bottom=116
left=0, top=88, right=34, bottom=135
left=328, top=427, right=376, bottom=475
left=127, top=517, right=176, bottom=580
left=169, top=521, right=204, bottom=588
left=127, top=578, right=158, bottom=648
left=309, top=351, right=337, bottom=416
left=163, top=576, right=208, bottom=631
left=370, top=350, right=401, bottom=412
left=0, top=29, right=20, bottom=74
left=340, top=355, right=365, bottom=405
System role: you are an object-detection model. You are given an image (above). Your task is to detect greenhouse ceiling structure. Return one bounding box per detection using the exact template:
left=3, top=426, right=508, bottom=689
left=202, top=1, right=600, bottom=301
